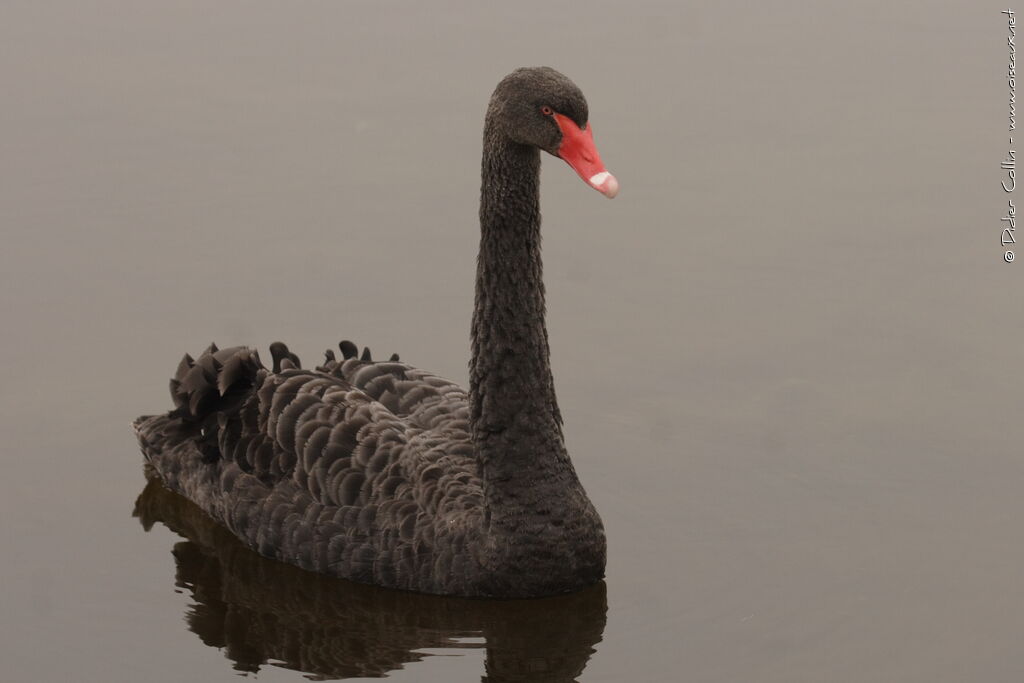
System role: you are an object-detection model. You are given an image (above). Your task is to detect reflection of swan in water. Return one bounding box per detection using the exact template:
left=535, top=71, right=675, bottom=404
left=133, top=474, right=607, bottom=681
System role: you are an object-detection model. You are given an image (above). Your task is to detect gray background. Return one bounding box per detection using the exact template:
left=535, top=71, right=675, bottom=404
left=2, top=1, right=1021, bottom=681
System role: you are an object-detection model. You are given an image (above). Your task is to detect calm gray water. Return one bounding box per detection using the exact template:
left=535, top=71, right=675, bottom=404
left=2, top=1, right=1021, bottom=681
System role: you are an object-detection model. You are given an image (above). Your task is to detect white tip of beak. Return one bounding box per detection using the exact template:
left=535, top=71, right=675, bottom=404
left=589, top=171, right=619, bottom=198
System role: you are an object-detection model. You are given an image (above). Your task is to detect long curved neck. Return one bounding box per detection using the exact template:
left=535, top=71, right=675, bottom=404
left=469, top=129, right=577, bottom=515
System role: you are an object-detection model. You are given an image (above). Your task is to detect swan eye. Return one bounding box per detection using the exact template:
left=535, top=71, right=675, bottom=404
left=540, top=106, right=553, bottom=116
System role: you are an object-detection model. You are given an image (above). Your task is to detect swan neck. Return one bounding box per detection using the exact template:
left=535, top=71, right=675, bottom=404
left=470, top=133, right=571, bottom=493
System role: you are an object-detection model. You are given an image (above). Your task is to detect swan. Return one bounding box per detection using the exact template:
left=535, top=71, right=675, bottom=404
left=134, top=66, right=617, bottom=598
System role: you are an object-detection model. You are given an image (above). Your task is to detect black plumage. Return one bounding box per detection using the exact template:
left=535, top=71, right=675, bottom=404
left=134, top=67, right=612, bottom=598
left=269, top=341, right=301, bottom=373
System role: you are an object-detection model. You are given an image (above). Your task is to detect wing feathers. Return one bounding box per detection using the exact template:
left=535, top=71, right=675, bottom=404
left=136, top=337, right=483, bottom=593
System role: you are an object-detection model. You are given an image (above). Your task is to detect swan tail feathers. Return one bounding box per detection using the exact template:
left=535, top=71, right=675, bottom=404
left=168, top=345, right=265, bottom=422
left=136, top=344, right=268, bottom=476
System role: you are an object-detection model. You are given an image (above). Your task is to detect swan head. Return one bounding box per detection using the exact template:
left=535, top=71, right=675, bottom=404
left=487, top=67, right=618, bottom=198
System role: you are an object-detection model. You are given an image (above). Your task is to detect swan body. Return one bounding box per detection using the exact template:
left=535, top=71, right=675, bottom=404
left=135, top=67, right=616, bottom=598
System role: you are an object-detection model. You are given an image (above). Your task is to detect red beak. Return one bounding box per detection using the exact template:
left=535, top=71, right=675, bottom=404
left=553, top=113, right=619, bottom=198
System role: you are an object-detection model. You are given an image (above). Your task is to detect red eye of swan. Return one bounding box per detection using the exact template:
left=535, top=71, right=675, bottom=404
left=541, top=106, right=553, bottom=116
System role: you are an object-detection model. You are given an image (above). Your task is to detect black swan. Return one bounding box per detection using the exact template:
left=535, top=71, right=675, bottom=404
left=134, top=67, right=617, bottom=598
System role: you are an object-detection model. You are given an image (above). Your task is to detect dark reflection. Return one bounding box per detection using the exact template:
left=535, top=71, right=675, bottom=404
left=133, top=475, right=607, bottom=681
